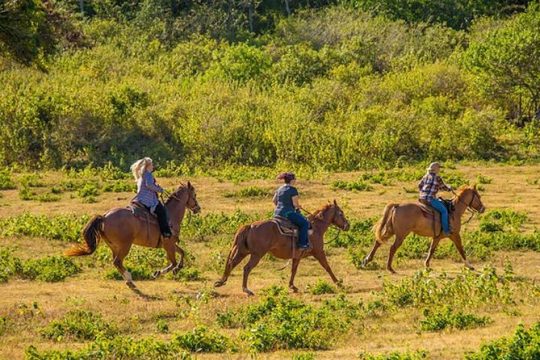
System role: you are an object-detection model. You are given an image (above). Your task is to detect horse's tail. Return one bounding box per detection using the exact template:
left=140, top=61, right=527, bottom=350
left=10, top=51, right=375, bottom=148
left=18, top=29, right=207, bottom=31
left=64, top=215, right=104, bottom=256
left=374, top=203, right=398, bottom=244
left=227, top=224, right=250, bottom=263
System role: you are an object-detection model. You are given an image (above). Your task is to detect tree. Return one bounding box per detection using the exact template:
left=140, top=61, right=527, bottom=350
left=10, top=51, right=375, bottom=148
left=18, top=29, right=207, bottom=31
left=463, top=3, right=540, bottom=123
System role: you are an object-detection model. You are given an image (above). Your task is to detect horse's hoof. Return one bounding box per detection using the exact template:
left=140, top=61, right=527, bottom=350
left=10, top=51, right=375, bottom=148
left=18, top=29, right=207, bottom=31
left=152, top=270, right=161, bottom=279
left=465, top=263, right=475, bottom=271
left=361, top=259, right=369, bottom=268
left=243, top=288, right=255, bottom=297
left=214, top=280, right=225, bottom=288
left=289, top=285, right=298, bottom=293
left=387, top=268, right=397, bottom=274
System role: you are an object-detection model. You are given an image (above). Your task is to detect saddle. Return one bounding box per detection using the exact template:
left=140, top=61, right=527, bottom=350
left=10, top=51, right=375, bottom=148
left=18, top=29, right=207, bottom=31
left=418, top=198, right=454, bottom=236
left=128, top=201, right=158, bottom=225
left=271, top=216, right=314, bottom=238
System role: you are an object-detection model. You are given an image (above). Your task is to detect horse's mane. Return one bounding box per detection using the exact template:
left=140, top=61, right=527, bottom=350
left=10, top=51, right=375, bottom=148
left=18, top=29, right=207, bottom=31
left=164, top=184, right=187, bottom=205
left=455, top=185, right=475, bottom=197
left=308, top=204, right=333, bottom=222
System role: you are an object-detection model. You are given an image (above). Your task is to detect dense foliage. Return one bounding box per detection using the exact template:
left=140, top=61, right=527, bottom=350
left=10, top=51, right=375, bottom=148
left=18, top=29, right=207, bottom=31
left=0, top=1, right=539, bottom=170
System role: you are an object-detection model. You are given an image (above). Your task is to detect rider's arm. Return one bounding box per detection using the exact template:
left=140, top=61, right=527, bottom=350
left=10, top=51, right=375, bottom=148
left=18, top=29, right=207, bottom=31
left=418, top=176, right=425, bottom=191
left=438, top=177, right=452, bottom=192
left=272, top=192, right=278, bottom=205
left=292, top=195, right=301, bottom=212
left=143, top=172, right=163, bottom=193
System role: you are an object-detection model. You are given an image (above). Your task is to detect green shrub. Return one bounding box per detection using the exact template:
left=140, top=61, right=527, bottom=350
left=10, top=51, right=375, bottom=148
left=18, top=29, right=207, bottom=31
left=78, top=183, right=100, bottom=201
left=332, top=180, right=373, bottom=192
left=156, top=319, right=169, bottom=334
left=26, top=336, right=192, bottom=359
left=40, top=310, right=118, bottom=341
left=308, top=279, right=336, bottom=295
left=182, top=210, right=255, bottom=242
left=420, top=307, right=491, bottom=331
left=0, top=213, right=89, bottom=242
left=479, top=209, right=528, bottom=232
left=102, top=181, right=136, bottom=193
left=465, top=322, right=540, bottom=360
left=476, top=175, right=493, bottom=184
left=173, top=326, right=232, bottom=353
left=292, top=353, right=316, bottom=360
left=0, top=248, right=22, bottom=282
left=0, top=169, right=16, bottom=190
left=359, top=350, right=428, bottom=360
left=381, top=267, right=514, bottom=309
left=21, top=256, right=80, bottom=282
left=218, top=286, right=355, bottom=352
left=0, top=316, right=8, bottom=337
left=36, top=193, right=61, bottom=202
left=19, top=185, right=36, bottom=200
left=224, top=186, right=271, bottom=198
left=167, top=267, right=201, bottom=282
left=20, top=174, right=44, bottom=187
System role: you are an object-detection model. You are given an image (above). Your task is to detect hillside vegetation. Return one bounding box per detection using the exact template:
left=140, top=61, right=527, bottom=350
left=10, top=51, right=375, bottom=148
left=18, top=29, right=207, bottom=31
left=0, top=0, right=539, bottom=171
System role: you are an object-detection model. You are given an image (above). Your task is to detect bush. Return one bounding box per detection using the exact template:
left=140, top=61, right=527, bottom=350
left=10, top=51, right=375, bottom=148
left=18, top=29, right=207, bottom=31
left=40, top=310, right=118, bottom=341
left=465, top=322, right=540, bottom=360
left=479, top=209, right=528, bottom=232
left=218, top=286, right=355, bottom=351
left=308, top=279, right=336, bottom=295
left=359, top=350, right=428, bottom=360
left=224, top=186, right=271, bottom=198
left=0, top=169, right=16, bottom=190
left=420, top=307, right=491, bottom=331
left=21, top=256, right=80, bottom=282
left=331, top=180, right=373, bottom=192
left=0, top=248, right=22, bottom=282
left=173, top=326, right=232, bottom=353
left=26, top=336, right=192, bottom=360
left=0, top=213, right=89, bottom=242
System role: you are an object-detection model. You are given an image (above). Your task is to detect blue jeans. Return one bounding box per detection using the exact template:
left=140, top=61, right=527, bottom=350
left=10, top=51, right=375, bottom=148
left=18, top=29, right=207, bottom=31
left=429, top=198, right=450, bottom=234
left=286, top=212, right=309, bottom=247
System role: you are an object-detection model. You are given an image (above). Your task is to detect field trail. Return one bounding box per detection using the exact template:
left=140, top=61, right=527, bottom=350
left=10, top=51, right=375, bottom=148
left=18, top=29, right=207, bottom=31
left=0, top=164, right=539, bottom=359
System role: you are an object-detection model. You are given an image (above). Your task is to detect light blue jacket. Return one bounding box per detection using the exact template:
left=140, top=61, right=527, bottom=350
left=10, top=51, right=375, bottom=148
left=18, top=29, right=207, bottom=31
left=133, top=171, right=163, bottom=209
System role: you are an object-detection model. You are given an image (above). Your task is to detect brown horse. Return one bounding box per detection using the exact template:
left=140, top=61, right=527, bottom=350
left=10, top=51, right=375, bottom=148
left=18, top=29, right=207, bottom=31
left=65, top=182, right=201, bottom=288
left=214, top=200, right=350, bottom=296
left=362, top=186, right=485, bottom=273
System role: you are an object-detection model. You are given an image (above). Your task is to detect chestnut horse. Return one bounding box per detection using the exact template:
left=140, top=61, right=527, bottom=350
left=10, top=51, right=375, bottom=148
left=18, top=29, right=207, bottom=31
left=362, top=185, right=485, bottom=273
left=65, top=182, right=201, bottom=288
left=214, top=201, right=350, bottom=296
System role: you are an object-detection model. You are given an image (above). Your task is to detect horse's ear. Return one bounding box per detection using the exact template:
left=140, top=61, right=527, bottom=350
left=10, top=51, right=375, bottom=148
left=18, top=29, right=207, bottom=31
left=187, top=181, right=192, bottom=189
left=473, top=183, right=477, bottom=190
left=333, top=199, right=338, bottom=206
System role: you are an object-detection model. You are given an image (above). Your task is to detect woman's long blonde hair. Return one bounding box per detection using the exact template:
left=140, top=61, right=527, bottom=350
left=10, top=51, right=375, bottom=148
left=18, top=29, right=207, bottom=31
left=130, top=157, right=152, bottom=181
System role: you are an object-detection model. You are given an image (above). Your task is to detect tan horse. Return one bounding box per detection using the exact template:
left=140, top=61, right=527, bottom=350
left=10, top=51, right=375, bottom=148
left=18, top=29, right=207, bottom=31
left=65, top=182, right=201, bottom=288
left=214, top=201, right=350, bottom=296
left=362, top=186, right=485, bottom=273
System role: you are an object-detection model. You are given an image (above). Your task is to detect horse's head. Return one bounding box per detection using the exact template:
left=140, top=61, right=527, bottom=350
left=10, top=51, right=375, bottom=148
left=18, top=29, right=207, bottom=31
left=185, top=181, right=201, bottom=214
left=458, top=185, right=485, bottom=214
left=330, top=200, right=350, bottom=231
left=168, top=181, right=201, bottom=214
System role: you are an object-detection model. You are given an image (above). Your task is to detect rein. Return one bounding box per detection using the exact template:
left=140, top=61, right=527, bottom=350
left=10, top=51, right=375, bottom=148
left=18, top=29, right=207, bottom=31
left=302, top=206, right=343, bottom=244
left=452, top=190, right=479, bottom=225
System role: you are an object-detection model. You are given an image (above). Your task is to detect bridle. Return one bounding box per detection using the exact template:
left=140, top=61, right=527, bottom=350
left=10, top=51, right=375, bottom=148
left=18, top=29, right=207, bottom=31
left=302, top=205, right=349, bottom=245
left=452, top=189, right=484, bottom=225
left=163, top=187, right=200, bottom=213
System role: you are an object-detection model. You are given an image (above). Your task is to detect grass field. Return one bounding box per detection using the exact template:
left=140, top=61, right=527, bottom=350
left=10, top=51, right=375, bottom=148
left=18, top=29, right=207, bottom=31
left=0, top=164, right=539, bottom=359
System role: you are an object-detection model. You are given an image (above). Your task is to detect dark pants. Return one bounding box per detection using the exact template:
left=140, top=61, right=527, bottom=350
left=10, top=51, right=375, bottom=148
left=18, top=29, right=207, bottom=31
left=152, top=202, right=172, bottom=236
left=286, top=212, right=309, bottom=247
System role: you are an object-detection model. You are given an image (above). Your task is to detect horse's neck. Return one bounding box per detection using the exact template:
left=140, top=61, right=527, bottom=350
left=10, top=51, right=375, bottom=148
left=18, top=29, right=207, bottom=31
left=166, top=192, right=187, bottom=224
left=311, top=208, right=333, bottom=234
left=453, top=192, right=470, bottom=218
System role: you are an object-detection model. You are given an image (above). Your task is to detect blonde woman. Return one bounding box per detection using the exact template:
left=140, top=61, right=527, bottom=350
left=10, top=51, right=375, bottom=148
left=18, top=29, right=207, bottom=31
left=131, top=157, right=172, bottom=238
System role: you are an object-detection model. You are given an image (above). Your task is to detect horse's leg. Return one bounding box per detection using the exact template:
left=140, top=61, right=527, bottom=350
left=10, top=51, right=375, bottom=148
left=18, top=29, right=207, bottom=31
left=451, top=233, right=474, bottom=270
left=424, top=237, right=441, bottom=269
left=288, top=258, right=301, bottom=292
left=362, top=240, right=382, bottom=267
left=242, top=254, right=263, bottom=296
left=312, top=250, right=340, bottom=285
left=387, top=233, right=407, bottom=274
left=112, top=246, right=135, bottom=288
left=153, top=239, right=177, bottom=278
left=174, top=244, right=185, bottom=272
left=215, top=249, right=248, bottom=287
